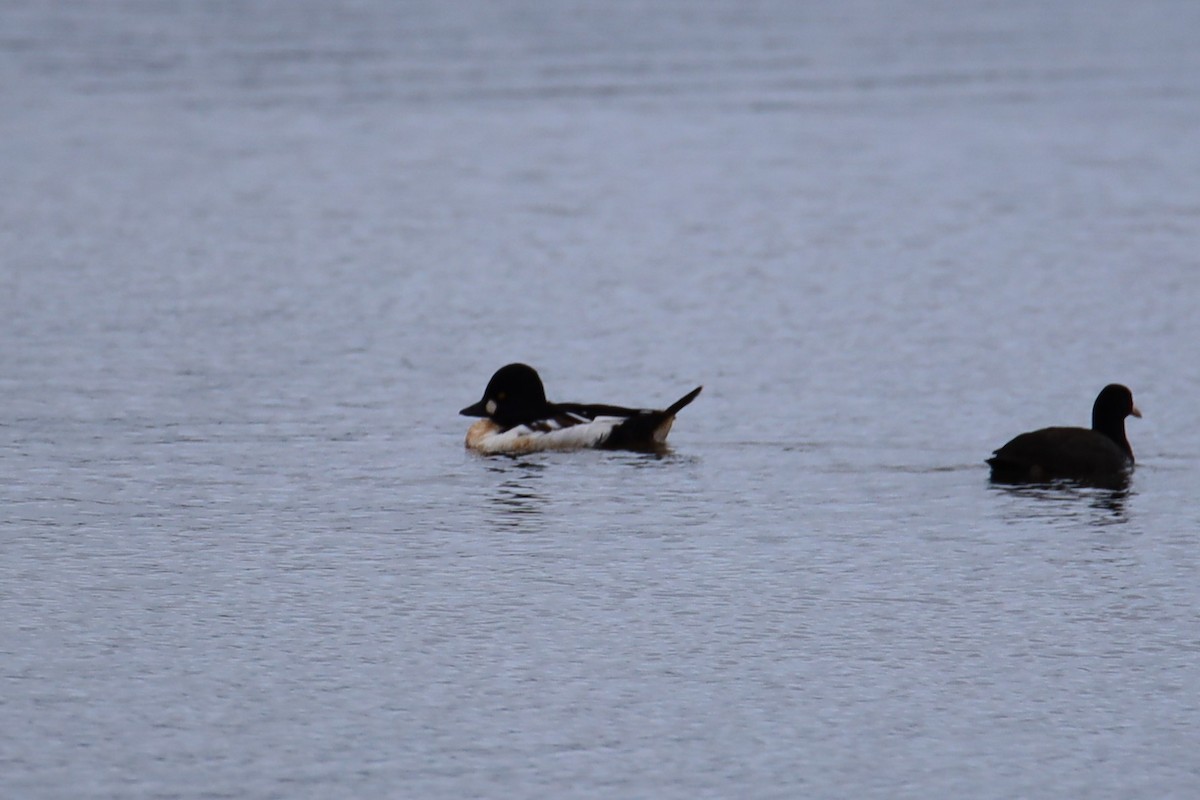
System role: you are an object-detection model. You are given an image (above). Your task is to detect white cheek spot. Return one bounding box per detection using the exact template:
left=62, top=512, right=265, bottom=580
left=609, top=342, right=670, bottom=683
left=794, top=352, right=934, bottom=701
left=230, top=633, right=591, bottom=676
left=485, top=399, right=497, bottom=415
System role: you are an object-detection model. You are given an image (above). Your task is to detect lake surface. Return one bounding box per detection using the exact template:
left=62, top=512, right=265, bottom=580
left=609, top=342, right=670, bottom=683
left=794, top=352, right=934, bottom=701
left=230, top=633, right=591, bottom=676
left=3, top=1, right=1199, bottom=797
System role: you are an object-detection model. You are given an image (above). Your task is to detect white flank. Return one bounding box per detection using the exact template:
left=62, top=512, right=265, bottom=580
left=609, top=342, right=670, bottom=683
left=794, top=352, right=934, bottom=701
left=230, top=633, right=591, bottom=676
left=465, top=417, right=622, bottom=454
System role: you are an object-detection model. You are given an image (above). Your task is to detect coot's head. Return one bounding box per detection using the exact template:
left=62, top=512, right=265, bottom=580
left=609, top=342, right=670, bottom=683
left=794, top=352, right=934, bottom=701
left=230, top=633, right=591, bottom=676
left=1092, top=383, right=1140, bottom=457
left=1092, top=384, right=1140, bottom=426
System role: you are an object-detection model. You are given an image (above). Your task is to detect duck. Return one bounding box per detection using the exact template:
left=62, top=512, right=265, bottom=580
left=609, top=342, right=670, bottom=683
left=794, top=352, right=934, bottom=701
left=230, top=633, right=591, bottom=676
left=460, top=363, right=702, bottom=454
left=987, top=383, right=1141, bottom=483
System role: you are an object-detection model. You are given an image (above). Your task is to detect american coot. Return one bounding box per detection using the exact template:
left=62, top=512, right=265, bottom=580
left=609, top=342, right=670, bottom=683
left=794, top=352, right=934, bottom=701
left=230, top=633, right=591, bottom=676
left=460, top=363, right=702, bottom=454
left=987, top=384, right=1141, bottom=484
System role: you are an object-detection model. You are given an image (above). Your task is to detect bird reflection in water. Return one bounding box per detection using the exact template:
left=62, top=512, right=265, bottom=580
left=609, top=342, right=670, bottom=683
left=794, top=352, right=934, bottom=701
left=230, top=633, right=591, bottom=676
left=989, top=478, right=1131, bottom=525
left=485, top=459, right=547, bottom=530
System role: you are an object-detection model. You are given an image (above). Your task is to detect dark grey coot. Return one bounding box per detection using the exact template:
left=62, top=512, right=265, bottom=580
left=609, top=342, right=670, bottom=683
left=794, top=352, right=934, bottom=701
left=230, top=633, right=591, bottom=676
left=987, top=384, right=1141, bottom=484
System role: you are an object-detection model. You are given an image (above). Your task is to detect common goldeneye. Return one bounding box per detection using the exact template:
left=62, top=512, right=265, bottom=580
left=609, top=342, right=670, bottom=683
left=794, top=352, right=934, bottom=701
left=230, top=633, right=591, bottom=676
left=987, top=383, right=1141, bottom=484
left=460, top=363, right=702, bottom=454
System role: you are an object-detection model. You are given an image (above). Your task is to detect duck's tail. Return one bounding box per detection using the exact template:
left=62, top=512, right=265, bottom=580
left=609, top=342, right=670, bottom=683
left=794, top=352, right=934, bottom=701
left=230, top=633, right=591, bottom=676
left=665, top=385, right=703, bottom=418
left=602, top=385, right=702, bottom=450
left=651, top=385, right=703, bottom=445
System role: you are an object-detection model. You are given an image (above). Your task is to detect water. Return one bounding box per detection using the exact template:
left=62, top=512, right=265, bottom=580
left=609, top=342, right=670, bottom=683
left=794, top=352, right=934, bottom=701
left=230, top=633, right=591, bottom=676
left=3, top=1, right=1199, bottom=797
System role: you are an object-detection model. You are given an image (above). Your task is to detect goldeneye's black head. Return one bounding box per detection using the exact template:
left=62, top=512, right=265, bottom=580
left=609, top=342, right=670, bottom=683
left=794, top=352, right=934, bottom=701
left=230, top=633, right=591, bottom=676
left=460, top=363, right=550, bottom=428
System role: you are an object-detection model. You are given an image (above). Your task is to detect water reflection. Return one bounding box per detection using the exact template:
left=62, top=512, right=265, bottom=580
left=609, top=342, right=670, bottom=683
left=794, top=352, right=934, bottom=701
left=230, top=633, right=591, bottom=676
left=989, top=469, right=1131, bottom=492
left=484, top=460, right=547, bottom=530
left=989, top=479, right=1131, bottom=526
left=607, top=449, right=697, bottom=468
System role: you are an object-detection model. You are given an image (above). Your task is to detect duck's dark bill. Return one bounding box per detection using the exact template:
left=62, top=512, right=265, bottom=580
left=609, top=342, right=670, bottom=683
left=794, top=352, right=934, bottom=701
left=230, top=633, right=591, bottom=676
left=460, top=400, right=488, bottom=417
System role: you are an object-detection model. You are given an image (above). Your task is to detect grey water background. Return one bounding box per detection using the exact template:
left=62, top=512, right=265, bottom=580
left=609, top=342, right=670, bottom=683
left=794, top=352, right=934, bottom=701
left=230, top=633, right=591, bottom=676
left=3, top=1, right=1199, bottom=797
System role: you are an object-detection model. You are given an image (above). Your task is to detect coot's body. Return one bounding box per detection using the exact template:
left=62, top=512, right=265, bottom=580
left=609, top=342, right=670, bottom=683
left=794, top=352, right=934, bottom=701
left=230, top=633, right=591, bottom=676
left=988, top=384, right=1141, bottom=484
